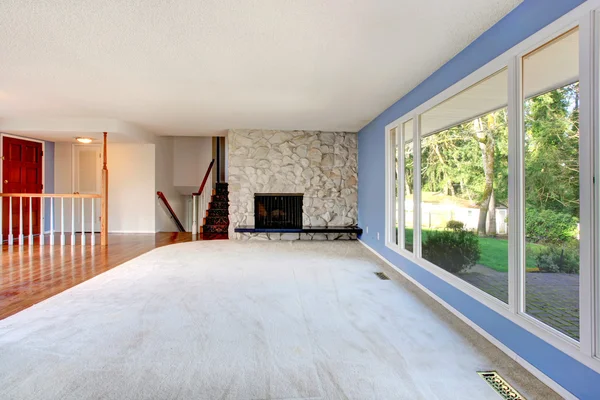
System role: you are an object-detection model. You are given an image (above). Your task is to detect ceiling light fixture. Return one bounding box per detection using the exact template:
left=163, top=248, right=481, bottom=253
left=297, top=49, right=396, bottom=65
left=76, top=137, right=93, bottom=144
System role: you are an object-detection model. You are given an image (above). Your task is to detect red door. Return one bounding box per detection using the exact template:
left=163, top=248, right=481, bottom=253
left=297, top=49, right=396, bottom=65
left=2, top=137, right=43, bottom=238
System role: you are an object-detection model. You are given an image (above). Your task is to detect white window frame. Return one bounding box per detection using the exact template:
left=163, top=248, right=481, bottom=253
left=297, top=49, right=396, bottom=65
left=386, top=119, right=417, bottom=257
left=384, top=0, right=600, bottom=373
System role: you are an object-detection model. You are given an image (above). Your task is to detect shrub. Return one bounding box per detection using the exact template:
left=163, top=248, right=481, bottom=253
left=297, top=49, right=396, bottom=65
left=423, top=228, right=481, bottom=274
left=525, top=207, right=578, bottom=243
left=446, top=220, right=465, bottom=231
left=535, top=244, right=579, bottom=274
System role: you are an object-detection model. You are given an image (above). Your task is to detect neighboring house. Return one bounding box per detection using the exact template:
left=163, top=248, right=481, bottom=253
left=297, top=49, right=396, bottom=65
left=404, top=192, right=508, bottom=234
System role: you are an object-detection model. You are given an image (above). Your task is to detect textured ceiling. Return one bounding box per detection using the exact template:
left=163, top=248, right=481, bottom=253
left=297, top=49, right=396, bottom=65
left=0, top=0, right=522, bottom=137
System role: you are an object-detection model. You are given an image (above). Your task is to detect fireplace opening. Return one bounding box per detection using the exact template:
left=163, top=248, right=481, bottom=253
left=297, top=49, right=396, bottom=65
left=255, top=193, right=303, bottom=229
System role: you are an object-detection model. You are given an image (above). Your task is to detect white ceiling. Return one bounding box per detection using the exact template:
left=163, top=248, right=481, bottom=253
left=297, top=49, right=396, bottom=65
left=0, top=0, right=522, bottom=138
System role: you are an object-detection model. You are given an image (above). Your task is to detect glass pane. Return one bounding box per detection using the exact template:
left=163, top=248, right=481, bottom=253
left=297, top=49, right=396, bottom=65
left=523, top=28, right=579, bottom=340
left=403, top=119, right=414, bottom=252
left=420, top=68, right=509, bottom=303
left=391, top=127, right=399, bottom=245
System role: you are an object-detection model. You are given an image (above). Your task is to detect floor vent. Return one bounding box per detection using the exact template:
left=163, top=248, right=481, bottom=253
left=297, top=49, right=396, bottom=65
left=375, top=272, right=390, bottom=280
left=478, top=371, right=525, bottom=400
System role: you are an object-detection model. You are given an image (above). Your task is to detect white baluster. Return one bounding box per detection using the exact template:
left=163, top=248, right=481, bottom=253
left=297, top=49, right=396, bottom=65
left=91, top=198, right=95, bottom=245
left=28, top=197, right=33, bottom=245
left=8, top=197, right=13, bottom=245
left=201, top=191, right=205, bottom=233
left=71, top=198, right=76, bottom=245
left=18, top=197, right=23, bottom=246
left=81, top=198, right=85, bottom=246
left=61, top=198, right=65, bottom=246
left=39, top=198, right=44, bottom=245
left=49, top=198, right=55, bottom=245
left=192, top=195, right=197, bottom=236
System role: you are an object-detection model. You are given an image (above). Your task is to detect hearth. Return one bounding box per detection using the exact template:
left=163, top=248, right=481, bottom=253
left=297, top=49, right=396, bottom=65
left=255, top=193, right=303, bottom=229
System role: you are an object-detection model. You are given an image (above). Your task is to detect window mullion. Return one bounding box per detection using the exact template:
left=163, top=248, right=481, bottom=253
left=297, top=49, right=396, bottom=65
left=508, top=56, right=522, bottom=315
left=413, top=115, right=422, bottom=258
left=398, top=127, right=405, bottom=251
left=578, top=11, right=595, bottom=357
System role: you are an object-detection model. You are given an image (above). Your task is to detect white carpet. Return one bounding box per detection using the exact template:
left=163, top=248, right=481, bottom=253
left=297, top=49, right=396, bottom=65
left=0, top=241, right=559, bottom=400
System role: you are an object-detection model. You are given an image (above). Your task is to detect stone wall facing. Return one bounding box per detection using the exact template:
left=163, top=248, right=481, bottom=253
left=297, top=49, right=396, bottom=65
left=228, top=129, right=358, bottom=240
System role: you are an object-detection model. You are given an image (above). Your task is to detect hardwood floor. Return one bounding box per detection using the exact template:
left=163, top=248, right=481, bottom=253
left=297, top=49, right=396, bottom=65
left=0, top=232, right=227, bottom=320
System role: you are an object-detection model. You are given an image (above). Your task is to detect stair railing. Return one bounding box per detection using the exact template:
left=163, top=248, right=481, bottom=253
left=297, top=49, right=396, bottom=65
left=192, top=159, right=215, bottom=235
left=156, top=192, right=186, bottom=232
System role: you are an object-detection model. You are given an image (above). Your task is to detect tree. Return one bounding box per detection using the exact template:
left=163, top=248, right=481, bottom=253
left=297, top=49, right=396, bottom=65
left=404, top=140, right=414, bottom=195
left=524, top=83, right=579, bottom=218
left=473, top=116, right=495, bottom=236
left=418, top=82, right=578, bottom=242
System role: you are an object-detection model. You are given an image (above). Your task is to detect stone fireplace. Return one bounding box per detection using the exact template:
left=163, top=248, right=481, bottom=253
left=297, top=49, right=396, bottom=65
left=228, top=129, right=358, bottom=240
left=255, top=193, right=303, bottom=229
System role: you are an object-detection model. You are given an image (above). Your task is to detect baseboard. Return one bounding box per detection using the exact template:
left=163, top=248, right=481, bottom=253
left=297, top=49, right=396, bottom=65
left=41, top=231, right=156, bottom=235
left=109, top=231, right=156, bottom=234
left=357, top=239, right=576, bottom=400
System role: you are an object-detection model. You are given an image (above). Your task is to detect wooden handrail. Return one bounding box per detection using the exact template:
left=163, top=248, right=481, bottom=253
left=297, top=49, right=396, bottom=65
left=157, top=191, right=186, bottom=232
left=194, top=159, right=215, bottom=196
left=101, top=131, right=109, bottom=246
left=0, top=193, right=101, bottom=198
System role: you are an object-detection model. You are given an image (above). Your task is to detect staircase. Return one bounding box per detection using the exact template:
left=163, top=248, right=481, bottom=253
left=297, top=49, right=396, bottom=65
left=201, top=182, right=230, bottom=235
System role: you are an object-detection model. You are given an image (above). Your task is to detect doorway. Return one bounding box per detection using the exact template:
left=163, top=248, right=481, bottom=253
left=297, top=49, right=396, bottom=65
left=1, top=136, right=44, bottom=238
left=72, top=144, right=102, bottom=232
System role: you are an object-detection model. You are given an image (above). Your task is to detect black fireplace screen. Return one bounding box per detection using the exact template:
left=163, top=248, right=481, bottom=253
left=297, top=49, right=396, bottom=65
left=255, top=193, right=303, bottom=229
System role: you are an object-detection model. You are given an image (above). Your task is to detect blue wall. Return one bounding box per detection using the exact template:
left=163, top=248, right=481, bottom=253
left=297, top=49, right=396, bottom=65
left=357, top=0, right=600, bottom=398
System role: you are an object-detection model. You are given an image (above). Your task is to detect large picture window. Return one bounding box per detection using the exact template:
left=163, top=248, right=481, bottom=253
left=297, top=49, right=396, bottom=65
left=522, top=28, right=580, bottom=340
left=419, top=69, right=509, bottom=303
left=385, top=6, right=600, bottom=367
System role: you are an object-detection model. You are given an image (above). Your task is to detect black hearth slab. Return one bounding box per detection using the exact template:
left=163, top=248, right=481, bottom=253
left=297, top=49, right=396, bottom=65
left=234, top=226, right=363, bottom=234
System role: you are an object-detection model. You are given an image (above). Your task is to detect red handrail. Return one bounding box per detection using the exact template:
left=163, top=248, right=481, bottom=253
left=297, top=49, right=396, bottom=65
left=193, top=159, right=215, bottom=196
left=157, top=191, right=186, bottom=232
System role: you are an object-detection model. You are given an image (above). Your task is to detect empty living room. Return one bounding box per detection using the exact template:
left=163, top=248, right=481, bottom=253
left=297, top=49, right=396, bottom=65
left=2, top=0, right=600, bottom=399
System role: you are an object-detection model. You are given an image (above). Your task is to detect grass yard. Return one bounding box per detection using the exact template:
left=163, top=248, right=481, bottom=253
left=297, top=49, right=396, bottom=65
left=402, top=228, right=544, bottom=273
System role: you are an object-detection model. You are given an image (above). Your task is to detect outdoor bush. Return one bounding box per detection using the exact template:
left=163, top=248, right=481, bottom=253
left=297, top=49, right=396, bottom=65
left=535, top=244, right=579, bottom=274
left=525, top=207, right=578, bottom=243
left=446, top=220, right=465, bottom=231
left=422, top=228, right=481, bottom=274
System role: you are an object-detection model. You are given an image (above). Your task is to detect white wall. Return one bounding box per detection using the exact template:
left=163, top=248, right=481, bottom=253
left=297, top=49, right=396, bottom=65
left=173, top=137, right=213, bottom=191
left=155, top=137, right=185, bottom=232
left=54, top=136, right=213, bottom=233
left=55, top=142, right=156, bottom=233
left=108, top=144, right=155, bottom=232
left=53, top=142, right=75, bottom=232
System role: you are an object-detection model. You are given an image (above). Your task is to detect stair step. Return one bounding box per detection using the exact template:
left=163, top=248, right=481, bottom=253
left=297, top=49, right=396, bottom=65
left=204, top=216, right=229, bottom=226
left=205, top=182, right=229, bottom=223
left=207, top=208, right=228, bottom=217
left=212, top=194, right=228, bottom=202
left=202, top=225, right=229, bottom=234
left=210, top=202, right=229, bottom=210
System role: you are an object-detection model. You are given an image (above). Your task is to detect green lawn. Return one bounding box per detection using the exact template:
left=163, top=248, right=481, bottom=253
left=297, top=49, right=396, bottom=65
left=402, top=228, right=543, bottom=273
